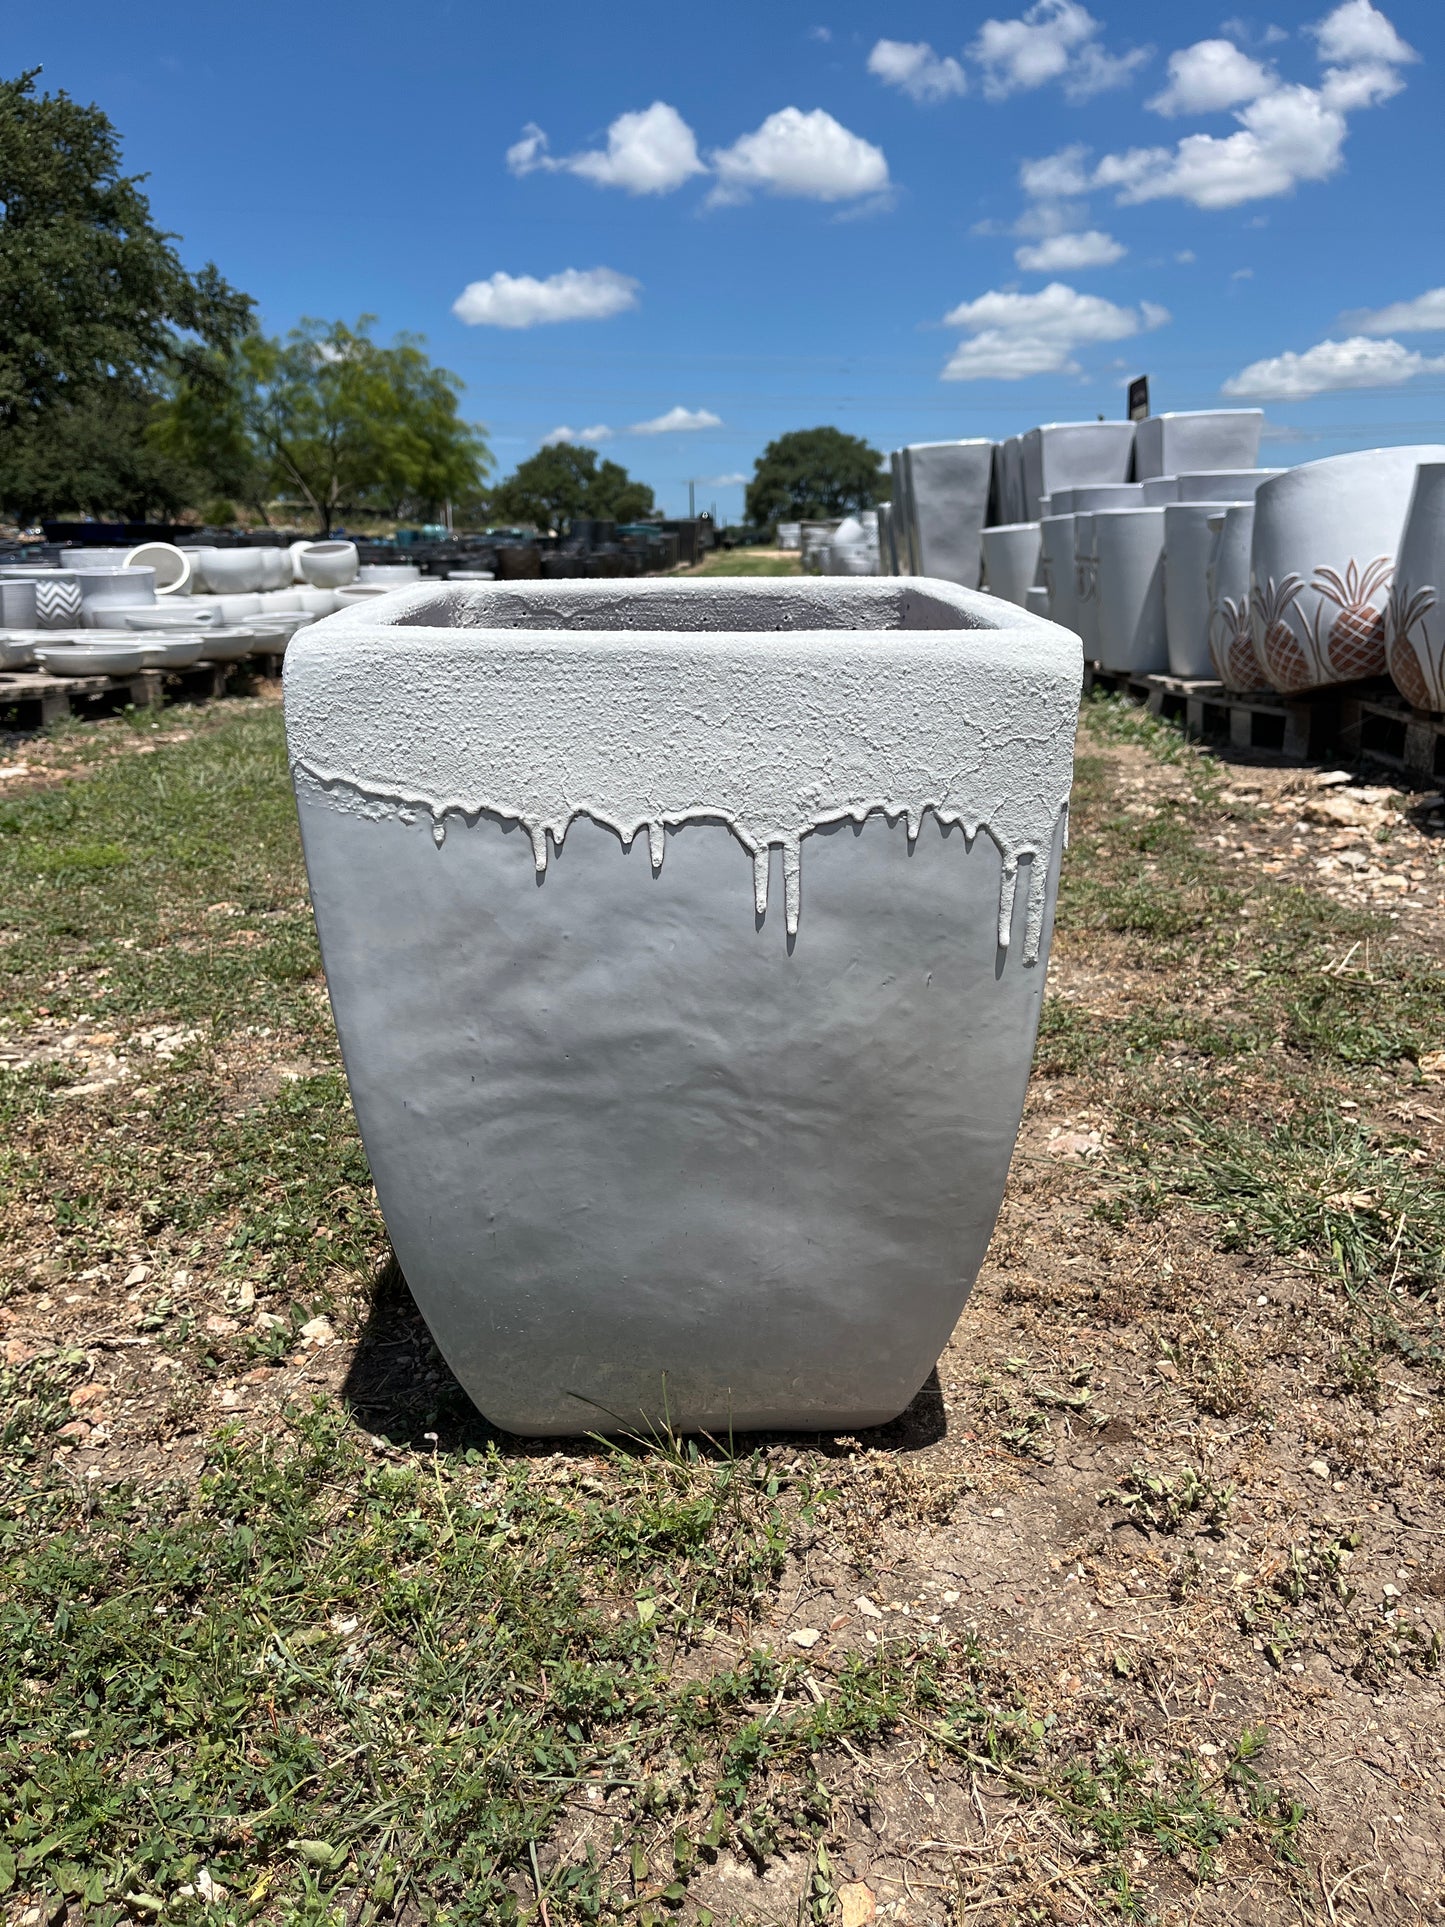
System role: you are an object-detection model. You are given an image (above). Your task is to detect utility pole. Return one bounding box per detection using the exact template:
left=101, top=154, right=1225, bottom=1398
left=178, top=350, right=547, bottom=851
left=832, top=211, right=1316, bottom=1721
left=687, top=478, right=696, bottom=518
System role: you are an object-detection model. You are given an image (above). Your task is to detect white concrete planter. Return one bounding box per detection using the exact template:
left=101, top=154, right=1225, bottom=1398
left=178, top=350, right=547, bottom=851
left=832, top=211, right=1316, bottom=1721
left=0, top=580, right=37, bottom=628
left=358, top=563, right=423, bottom=587
left=1055, top=483, right=1145, bottom=516
left=899, top=443, right=992, bottom=588
left=198, top=548, right=267, bottom=594
left=1175, top=470, right=1281, bottom=502
left=1207, top=505, right=1270, bottom=692
left=3, top=568, right=84, bottom=629
left=1141, top=478, right=1179, bottom=506
left=258, top=548, right=294, bottom=591
left=1093, top=508, right=1168, bottom=675
left=1039, top=515, right=1078, bottom=634
left=1133, top=411, right=1262, bottom=481
left=1387, top=462, right=1445, bottom=712
left=78, top=566, right=156, bottom=628
left=981, top=523, right=1041, bottom=608
left=1165, top=503, right=1235, bottom=679
left=876, top=502, right=898, bottom=575
left=1251, top=447, right=1445, bottom=693
left=284, top=578, right=1081, bottom=1437
left=1021, top=422, right=1135, bottom=522
left=1024, top=585, right=1050, bottom=619
left=1071, top=514, right=1102, bottom=662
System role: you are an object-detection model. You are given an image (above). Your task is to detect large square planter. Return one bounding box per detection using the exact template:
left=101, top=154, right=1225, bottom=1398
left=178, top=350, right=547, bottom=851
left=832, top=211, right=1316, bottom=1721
left=284, top=579, right=1080, bottom=1437
left=1133, top=411, right=1263, bottom=480
left=1021, top=423, right=1136, bottom=522
left=899, top=442, right=994, bottom=588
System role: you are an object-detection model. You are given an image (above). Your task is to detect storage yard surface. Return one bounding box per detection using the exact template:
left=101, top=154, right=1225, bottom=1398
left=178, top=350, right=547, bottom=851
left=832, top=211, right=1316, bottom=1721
left=2, top=686, right=1444, bottom=1923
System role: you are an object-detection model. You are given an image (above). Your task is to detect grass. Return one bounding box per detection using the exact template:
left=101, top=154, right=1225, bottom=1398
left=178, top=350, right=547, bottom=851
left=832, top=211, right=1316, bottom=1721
left=1, top=685, right=1441, bottom=1919
left=684, top=551, right=802, bottom=577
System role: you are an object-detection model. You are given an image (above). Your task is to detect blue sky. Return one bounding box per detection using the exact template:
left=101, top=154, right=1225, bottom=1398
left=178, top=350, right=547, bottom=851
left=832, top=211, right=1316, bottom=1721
left=16, top=0, right=1443, bottom=518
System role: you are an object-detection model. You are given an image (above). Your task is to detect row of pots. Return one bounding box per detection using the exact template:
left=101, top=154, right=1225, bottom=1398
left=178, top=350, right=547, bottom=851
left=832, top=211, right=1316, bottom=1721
left=975, top=447, right=1445, bottom=714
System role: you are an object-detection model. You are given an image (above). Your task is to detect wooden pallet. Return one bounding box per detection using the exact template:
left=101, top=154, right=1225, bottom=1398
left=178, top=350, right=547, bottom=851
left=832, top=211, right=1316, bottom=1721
left=1336, top=688, right=1445, bottom=781
left=0, top=668, right=164, bottom=728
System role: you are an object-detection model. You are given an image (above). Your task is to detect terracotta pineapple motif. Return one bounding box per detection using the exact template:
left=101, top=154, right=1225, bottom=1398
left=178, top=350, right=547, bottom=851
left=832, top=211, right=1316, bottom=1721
left=1210, top=596, right=1270, bottom=693
left=1385, top=578, right=1439, bottom=711
left=1314, top=556, right=1393, bottom=681
left=1252, top=573, right=1309, bottom=692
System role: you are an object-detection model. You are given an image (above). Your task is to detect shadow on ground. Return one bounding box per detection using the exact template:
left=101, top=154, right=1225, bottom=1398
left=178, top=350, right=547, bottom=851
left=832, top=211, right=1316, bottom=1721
left=341, top=1253, right=947, bottom=1460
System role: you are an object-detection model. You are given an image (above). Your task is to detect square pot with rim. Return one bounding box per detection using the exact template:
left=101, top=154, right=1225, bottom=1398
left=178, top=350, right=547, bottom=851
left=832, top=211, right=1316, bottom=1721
left=283, top=578, right=1081, bottom=1437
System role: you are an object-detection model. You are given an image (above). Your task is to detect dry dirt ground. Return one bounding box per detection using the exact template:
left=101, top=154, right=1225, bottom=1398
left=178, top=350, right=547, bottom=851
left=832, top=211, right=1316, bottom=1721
left=1, top=687, right=1443, bottom=1927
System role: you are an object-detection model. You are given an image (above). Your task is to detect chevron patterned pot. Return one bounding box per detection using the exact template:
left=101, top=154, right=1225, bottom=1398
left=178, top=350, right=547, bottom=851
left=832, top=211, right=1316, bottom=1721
left=285, top=578, right=1081, bottom=1437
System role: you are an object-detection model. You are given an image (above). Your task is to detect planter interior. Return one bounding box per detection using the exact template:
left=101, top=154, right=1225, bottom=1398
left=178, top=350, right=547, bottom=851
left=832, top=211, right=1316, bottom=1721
left=285, top=579, right=1080, bottom=1437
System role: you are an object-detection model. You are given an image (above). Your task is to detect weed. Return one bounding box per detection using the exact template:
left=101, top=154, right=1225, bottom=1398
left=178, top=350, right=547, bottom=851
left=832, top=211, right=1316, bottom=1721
left=1102, top=1464, right=1234, bottom=1534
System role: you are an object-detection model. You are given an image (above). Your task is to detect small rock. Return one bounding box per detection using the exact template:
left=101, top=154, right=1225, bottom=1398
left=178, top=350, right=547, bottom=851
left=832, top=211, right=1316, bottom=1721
left=298, top=1315, right=335, bottom=1347
left=68, top=1382, right=108, bottom=1410
left=4, top=1338, right=35, bottom=1366
left=788, top=1628, right=821, bottom=1648
left=854, top=1595, right=884, bottom=1620
left=256, top=1311, right=287, bottom=1332
left=839, top=1884, right=876, bottom=1927
left=204, top=1314, right=238, bottom=1336
left=57, top=1420, right=92, bottom=1441
left=1308, top=1459, right=1331, bottom=1480
left=123, top=1264, right=150, bottom=1288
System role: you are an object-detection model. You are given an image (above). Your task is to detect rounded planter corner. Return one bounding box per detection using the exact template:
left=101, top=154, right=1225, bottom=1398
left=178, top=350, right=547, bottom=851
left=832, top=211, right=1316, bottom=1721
left=283, top=578, right=1082, bottom=1438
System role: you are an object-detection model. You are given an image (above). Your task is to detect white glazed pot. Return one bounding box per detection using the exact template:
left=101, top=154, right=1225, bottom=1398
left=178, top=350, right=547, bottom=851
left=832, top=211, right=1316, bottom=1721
left=356, top=562, right=423, bottom=587
left=283, top=577, right=1081, bottom=1436
left=60, top=547, right=132, bottom=569
left=259, top=588, right=305, bottom=611
left=0, top=630, right=39, bottom=668
left=1020, top=422, right=1136, bottom=522
left=1165, top=502, right=1239, bottom=680
left=124, top=541, right=192, bottom=595
left=255, top=548, right=293, bottom=591
left=1039, top=516, right=1077, bottom=635
left=1072, top=513, right=1101, bottom=662
left=299, top=541, right=360, bottom=589
left=121, top=603, right=220, bottom=631
left=1251, top=446, right=1445, bottom=693
left=209, top=592, right=264, bottom=625
left=1133, top=410, right=1263, bottom=481
left=1386, top=462, right=1445, bottom=712
left=197, top=627, right=263, bottom=662
left=295, top=587, right=341, bottom=617
left=77, top=566, right=156, bottom=627
left=898, top=441, right=993, bottom=589
left=1207, top=505, right=1270, bottom=693
left=981, top=523, right=1041, bottom=608
left=3, top=568, right=84, bottom=629
left=0, top=580, right=38, bottom=628
left=127, top=636, right=209, bottom=669
left=334, top=585, right=398, bottom=606
left=289, top=539, right=316, bottom=583
left=198, top=548, right=267, bottom=594
left=1093, top=508, right=1168, bottom=675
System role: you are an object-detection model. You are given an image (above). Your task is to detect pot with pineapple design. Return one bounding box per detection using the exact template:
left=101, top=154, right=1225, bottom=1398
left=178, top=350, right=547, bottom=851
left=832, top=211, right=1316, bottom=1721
left=1207, top=505, right=1271, bottom=694
left=1250, top=448, right=1445, bottom=694
left=1386, top=462, right=1445, bottom=712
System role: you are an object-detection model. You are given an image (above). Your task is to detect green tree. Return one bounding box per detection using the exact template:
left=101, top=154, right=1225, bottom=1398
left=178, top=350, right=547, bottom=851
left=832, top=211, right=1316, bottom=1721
left=0, top=69, right=252, bottom=517
left=489, top=443, right=654, bottom=531
left=744, top=426, right=888, bottom=528
left=154, top=317, right=493, bottom=531
left=156, top=318, right=492, bottom=533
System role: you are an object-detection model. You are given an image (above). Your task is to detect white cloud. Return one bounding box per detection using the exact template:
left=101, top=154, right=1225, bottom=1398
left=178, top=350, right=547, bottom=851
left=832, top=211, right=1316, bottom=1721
left=969, top=1, right=1147, bottom=101
left=703, top=472, right=750, bottom=486
left=452, top=267, right=640, bottom=329
left=1091, top=1, right=1414, bottom=209
left=1222, top=334, right=1445, bottom=399
left=1095, top=84, right=1351, bottom=207
left=507, top=103, right=705, bottom=195
left=1176, top=248, right=1197, bottom=262
left=1015, top=228, right=1125, bottom=271
left=629, top=406, right=724, bottom=435
left=709, top=107, right=890, bottom=203
left=1348, top=287, right=1445, bottom=334
left=941, top=280, right=1168, bottom=380
left=867, top=38, right=967, bottom=101
left=1147, top=39, right=1274, bottom=115
left=1308, top=0, right=1417, bottom=67
left=541, top=424, right=613, bottom=445
left=1019, top=143, right=1092, bottom=198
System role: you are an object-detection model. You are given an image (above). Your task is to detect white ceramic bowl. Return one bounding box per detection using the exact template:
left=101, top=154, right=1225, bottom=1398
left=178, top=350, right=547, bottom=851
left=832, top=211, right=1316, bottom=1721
left=289, top=539, right=316, bottom=584
left=258, top=588, right=304, bottom=612
left=196, top=627, right=263, bottom=662
left=357, top=562, right=422, bottom=586
left=77, top=567, right=156, bottom=627
left=127, top=635, right=209, bottom=669
left=257, top=548, right=293, bottom=591
left=298, top=541, right=359, bottom=589
left=334, top=585, right=398, bottom=606
left=0, top=630, right=39, bottom=668
left=35, top=641, right=152, bottom=677
left=197, top=548, right=267, bottom=594
left=124, top=542, right=193, bottom=595
left=121, top=604, right=220, bottom=631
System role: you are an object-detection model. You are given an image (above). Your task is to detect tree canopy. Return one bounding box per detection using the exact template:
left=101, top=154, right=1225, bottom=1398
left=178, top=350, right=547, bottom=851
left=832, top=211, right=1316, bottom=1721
left=744, top=426, right=888, bottom=527
left=489, top=444, right=654, bottom=532
left=155, top=318, right=492, bottom=533
left=0, top=68, right=252, bottom=518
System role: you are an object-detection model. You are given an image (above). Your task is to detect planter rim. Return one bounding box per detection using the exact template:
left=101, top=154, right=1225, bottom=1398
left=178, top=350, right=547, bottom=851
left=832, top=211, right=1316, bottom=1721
left=285, top=576, right=1080, bottom=965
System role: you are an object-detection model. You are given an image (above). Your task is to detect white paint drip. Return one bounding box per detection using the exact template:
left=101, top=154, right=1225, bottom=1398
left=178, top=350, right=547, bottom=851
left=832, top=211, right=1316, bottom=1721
left=284, top=580, right=1081, bottom=963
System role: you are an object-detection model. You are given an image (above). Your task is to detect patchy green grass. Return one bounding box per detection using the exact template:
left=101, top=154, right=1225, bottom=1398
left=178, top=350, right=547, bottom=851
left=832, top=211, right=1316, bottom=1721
left=685, top=551, right=802, bottom=577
